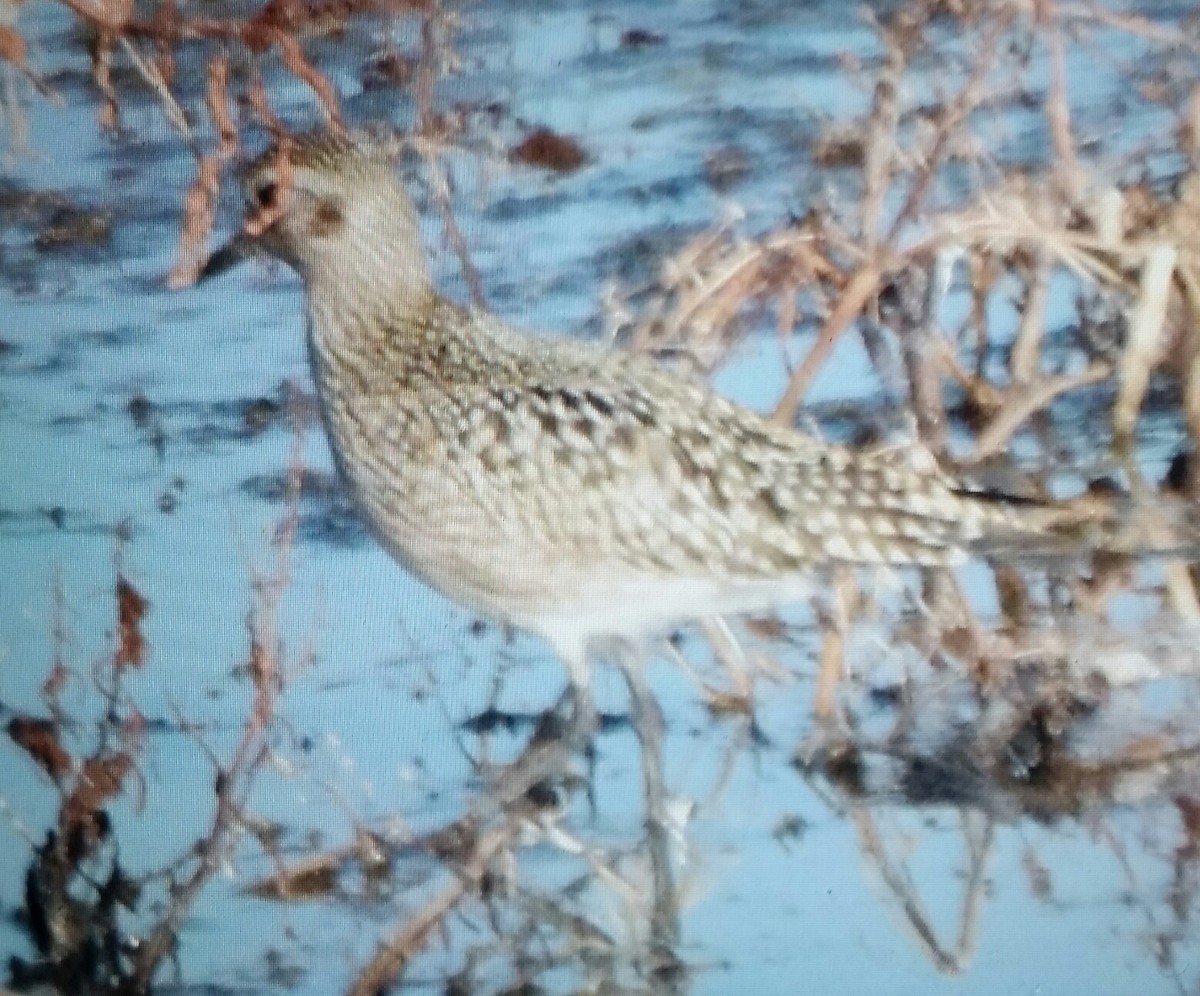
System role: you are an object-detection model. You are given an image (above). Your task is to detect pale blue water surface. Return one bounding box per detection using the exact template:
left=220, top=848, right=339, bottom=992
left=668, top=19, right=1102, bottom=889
left=2, top=1, right=1200, bottom=994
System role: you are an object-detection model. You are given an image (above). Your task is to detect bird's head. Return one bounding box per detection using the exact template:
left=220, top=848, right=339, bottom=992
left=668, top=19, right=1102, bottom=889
left=201, top=131, right=431, bottom=299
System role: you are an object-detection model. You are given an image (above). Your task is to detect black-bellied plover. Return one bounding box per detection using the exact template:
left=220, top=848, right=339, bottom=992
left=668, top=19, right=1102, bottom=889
left=201, top=131, right=1073, bottom=724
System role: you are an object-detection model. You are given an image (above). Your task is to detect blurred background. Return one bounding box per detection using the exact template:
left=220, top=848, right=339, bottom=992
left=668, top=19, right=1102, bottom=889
left=4, top=1, right=1200, bottom=993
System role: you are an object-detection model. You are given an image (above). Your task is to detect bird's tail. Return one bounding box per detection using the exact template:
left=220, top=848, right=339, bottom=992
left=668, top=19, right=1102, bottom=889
left=956, top=486, right=1200, bottom=562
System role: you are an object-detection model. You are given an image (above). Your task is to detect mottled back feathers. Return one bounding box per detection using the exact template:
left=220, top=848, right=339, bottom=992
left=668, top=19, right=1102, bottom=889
left=223, top=131, right=1063, bottom=639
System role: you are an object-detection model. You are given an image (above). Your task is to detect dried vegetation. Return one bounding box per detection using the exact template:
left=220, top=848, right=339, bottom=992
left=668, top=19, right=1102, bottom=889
left=6, top=472, right=299, bottom=993
left=5, top=0, right=1200, bottom=993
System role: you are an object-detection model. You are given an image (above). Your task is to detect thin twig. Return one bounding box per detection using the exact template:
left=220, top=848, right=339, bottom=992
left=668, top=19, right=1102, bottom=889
left=116, top=35, right=189, bottom=137
left=957, top=363, right=1113, bottom=464
left=345, top=821, right=519, bottom=996
left=415, top=4, right=486, bottom=308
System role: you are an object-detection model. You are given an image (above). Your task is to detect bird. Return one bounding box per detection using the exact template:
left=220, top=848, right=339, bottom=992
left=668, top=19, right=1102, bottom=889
left=199, top=130, right=1079, bottom=727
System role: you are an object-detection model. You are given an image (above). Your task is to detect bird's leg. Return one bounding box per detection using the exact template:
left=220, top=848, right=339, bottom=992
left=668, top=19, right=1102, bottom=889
left=616, top=646, right=680, bottom=957
left=550, top=637, right=599, bottom=813
left=552, top=636, right=598, bottom=744
left=568, top=664, right=598, bottom=740
left=618, top=651, right=666, bottom=808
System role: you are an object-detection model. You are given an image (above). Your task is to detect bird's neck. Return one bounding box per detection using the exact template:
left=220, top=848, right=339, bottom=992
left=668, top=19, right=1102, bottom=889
left=304, top=238, right=433, bottom=319
left=303, top=256, right=519, bottom=403
left=305, top=268, right=436, bottom=371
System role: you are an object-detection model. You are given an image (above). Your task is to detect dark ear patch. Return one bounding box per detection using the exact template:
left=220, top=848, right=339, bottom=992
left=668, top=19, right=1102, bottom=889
left=254, top=181, right=278, bottom=209
left=312, top=199, right=344, bottom=237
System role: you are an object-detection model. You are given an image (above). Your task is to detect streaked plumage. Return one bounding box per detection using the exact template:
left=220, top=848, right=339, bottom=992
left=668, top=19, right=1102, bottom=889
left=202, top=131, right=1066, bottom=704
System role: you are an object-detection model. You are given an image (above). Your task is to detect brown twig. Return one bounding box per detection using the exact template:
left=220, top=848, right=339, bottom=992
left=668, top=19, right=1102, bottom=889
left=1009, top=249, right=1054, bottom=384
left=414, top=4, right=486, bottom=308
left=853, top=800, right=994, bottom=974
left=1114, top=244, right=1178, bottom=447
left=772, top=263, right=886, bottom=424
left=1037, top=0, right=1082, bottom=187
left=957, top=362, right=1113, bottom=465
left=131, top=420, right=305, bottom=987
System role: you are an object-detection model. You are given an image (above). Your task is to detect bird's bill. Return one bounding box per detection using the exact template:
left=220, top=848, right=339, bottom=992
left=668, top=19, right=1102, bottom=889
left=198, top=230, right=259, bottom=282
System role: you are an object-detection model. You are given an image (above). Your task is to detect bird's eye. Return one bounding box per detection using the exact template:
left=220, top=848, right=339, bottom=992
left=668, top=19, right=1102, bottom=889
left=254, top=181, right=278, bottom=209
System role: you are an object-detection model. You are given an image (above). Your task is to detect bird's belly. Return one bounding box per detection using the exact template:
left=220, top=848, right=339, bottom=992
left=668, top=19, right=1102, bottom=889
left=333, top=430, right=824, bottom=637
left=506, top=570, right=822, bottom=648
left=317, top=402, right=560, bottom=618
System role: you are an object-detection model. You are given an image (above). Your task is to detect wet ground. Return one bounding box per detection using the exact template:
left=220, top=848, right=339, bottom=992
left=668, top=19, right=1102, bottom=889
left=4, top=1, right=1200, bottom=993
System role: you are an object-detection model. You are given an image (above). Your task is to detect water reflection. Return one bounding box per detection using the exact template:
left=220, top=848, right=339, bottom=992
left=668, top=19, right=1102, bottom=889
left=211, top=548, right=1200, bottom=994
left=250, top=662, right=693, bottom=995
left=5, top=0, right=1200, bottom=992
left=6, top=525, right=1200, bottom=993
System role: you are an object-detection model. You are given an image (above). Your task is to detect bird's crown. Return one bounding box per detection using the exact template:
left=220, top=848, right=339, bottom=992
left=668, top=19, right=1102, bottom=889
left=239, top=129, right=395, bottom=219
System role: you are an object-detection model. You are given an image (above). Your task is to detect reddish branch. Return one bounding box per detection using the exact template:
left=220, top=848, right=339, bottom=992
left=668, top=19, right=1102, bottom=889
left=54, top=0, right=427, bottom=44
left=414, top=5, right=487, bottom=308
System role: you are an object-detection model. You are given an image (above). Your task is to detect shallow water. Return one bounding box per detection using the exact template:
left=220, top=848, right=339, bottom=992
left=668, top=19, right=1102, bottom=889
left=3, top=1, right=1200, bottom=993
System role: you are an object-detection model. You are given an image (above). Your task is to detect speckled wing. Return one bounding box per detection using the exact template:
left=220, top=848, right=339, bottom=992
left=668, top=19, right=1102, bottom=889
left=421, top=338, right=988, bottom=580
